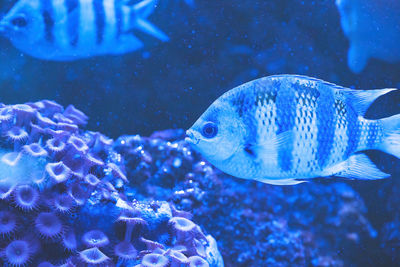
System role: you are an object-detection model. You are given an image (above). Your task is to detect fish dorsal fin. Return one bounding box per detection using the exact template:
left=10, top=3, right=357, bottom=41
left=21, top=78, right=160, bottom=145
left=324, top=153, right=390, bottom=180
left=124, top=0, right=169, bottom=42
left=255, top=178, right=306, bottom=186
left=342, top=88, right=397, bottom=116
left=131, top=0, right=156, bottom=18
left=243, top=131, right=293, bottom=160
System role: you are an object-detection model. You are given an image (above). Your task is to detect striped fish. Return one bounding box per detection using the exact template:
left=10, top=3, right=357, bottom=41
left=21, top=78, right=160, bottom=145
left=186, top=75, right=400, bottom=185
left=0, top=0, right=168, bottom=60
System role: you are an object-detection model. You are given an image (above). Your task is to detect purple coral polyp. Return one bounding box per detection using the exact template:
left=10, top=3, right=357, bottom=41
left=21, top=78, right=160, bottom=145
left=35, top=212, right=63, bottom=239
left=6, top=127, right=29, bottom=143
left=114, top=241, right=138, bottom=260
left=23, top=143, right=48, bottom=158
left=4, top=240, right=32, bottom=266
left=14, top=184, right=39, bottom=210
left=189, top=256, right=210, bottom=267
left=46, top=138, right=66, bottom=153
left=141, top=253, right=169, bottom=267
left=82, top=230, right=110, bottom=248
left=45, top=162, right=72, bottom=184
left=0, top=211, right=17, bottom=236
left=79, top=247, right=109, bottom=264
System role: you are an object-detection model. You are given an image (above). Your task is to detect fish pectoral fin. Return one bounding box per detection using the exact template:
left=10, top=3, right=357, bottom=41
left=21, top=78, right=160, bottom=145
left=325, top=153, right=390, bottom=180
left=255, top=178, right=306, bottom=186
left=244, top=130, right=293, bottom=159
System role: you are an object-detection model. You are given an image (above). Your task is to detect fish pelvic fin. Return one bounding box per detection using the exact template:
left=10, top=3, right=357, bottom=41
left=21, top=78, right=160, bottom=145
left=126, top=0, right=169, bottom=41
left=378, top=114, right=400, bottom=159
left=324, top=153, right=390, bottom=180
left=342, top=88, right=397, bottom=116
left=255, top=178, right=307, bottom=186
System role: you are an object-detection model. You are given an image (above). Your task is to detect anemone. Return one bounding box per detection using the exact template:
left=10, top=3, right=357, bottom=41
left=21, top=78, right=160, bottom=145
left=45, top=162, right=72, bottom=184
left=14, top=185, right=39, bottom=210
left=57, top=122, right=78, bottom=133
left=188, top=256, right=209, bottom=267
left=68, top=136, right=89, bottom=155
left=82, top=230, right=110, bottom=248
left=67, top=182, right=89, bottom=205
left=85, top=154, right=105, bottom=168
left=167, top=249, right=189, bottom=267
left=62, top=229, right=77, bottom=251
left=114, top=241, right=138, bottom=261
left=39, top=100, right=63, bottom=114
left=169, top=217, right=196, bottom=235
left=53, top=113, right=74, bottom=124
left=37, top=112, right=57, bottom=128
left=140, top=237, right=166, bottom=251
left=117, top=209, right=148, bottom=241
left=22, top=143, right=48, bottom=158
left=3, top=240, right=32, bottom=266
left=0, top=183, right=15, bottom=200
left=35, top=212, right=63, bottom=239
left=0, top=211, right=17, bottom=236
left=6, top=127, right=29, bottom=144
left=79, top=247, right=110, bottom=265
left=1, top=152, right=22, bottom=167
left=0, top=107, right=14, bottom=122
left=45, top=138, right=66, bottom=153
left=13, top=104, right=36, bottom=125
left=64, top=105, right=88, bottom=125
left=53, top=193, right=74, bottom=213
left=84, top=174, right=101, bottom=187
left=141, top=253, right=169, bottom=267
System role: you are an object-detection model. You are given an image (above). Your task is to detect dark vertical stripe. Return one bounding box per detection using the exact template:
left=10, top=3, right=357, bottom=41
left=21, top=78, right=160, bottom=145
left=41, top=0, right=54, bottom=43
left=276, top=80, right=296, bottom=172
left=345, top=98, right=360, bottom=157
left=115, top=1, right=123, bottom=38
left=316, top=86, right=335, bottom=168
left=93, top=0, right=105, bottom=44
left=65, top=0, right=80, bottom=46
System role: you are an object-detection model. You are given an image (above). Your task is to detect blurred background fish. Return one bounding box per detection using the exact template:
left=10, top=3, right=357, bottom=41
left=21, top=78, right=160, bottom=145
left=186, top=75, right=400, bottom=185
left=0, top=0, right=169, bottom=60
left=336, top=0, right=400, bottom=73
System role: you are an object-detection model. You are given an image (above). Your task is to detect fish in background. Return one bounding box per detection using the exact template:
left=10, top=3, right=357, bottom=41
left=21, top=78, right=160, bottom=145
left=186, top=75, right=400, bottom=185
left=0, top=0, right=169, bottom=61
left=336, top=0, right=400, bottom=73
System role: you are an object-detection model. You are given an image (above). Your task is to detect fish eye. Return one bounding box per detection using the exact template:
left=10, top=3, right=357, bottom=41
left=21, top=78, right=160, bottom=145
left=201, top=122, right=218, bottom=139
left=11, top=15, right=27, bottom=28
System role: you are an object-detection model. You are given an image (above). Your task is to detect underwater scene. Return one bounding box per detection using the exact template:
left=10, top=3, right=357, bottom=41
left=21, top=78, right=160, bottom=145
left=0, top=0, right=400, bottom=266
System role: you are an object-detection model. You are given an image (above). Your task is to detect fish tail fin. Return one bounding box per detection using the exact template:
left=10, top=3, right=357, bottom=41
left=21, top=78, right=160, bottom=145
left=378, top=114, right=400, bottom=158
left=342, top=88, right=397, bottom=116
left=127, top=0, right=169, bottom=41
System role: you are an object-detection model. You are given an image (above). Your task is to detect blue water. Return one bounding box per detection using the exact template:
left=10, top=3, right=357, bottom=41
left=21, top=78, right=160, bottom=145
left=0, top=0, right=399, bottom=266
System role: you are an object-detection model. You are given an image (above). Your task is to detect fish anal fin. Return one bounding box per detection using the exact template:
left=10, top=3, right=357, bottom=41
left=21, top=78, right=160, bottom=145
left=327, top=154, right=390, bottom=180
left=255, top=178, right=307, bottom=186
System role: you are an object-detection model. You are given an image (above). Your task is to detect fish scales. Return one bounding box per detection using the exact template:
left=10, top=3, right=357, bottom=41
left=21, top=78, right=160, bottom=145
left=186, top=75, right=400, bottom=184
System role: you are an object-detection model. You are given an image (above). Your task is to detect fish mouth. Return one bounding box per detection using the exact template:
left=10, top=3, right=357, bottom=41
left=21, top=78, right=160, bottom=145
left=185, top=130, right=200, bottom=145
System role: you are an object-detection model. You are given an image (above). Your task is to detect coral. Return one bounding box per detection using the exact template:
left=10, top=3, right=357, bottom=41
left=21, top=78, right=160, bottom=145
left=3, top=240, right=32, bottom=266
left=0, top=101, right=222, bottom=267
left=115, top=129, right=377, bottom=267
